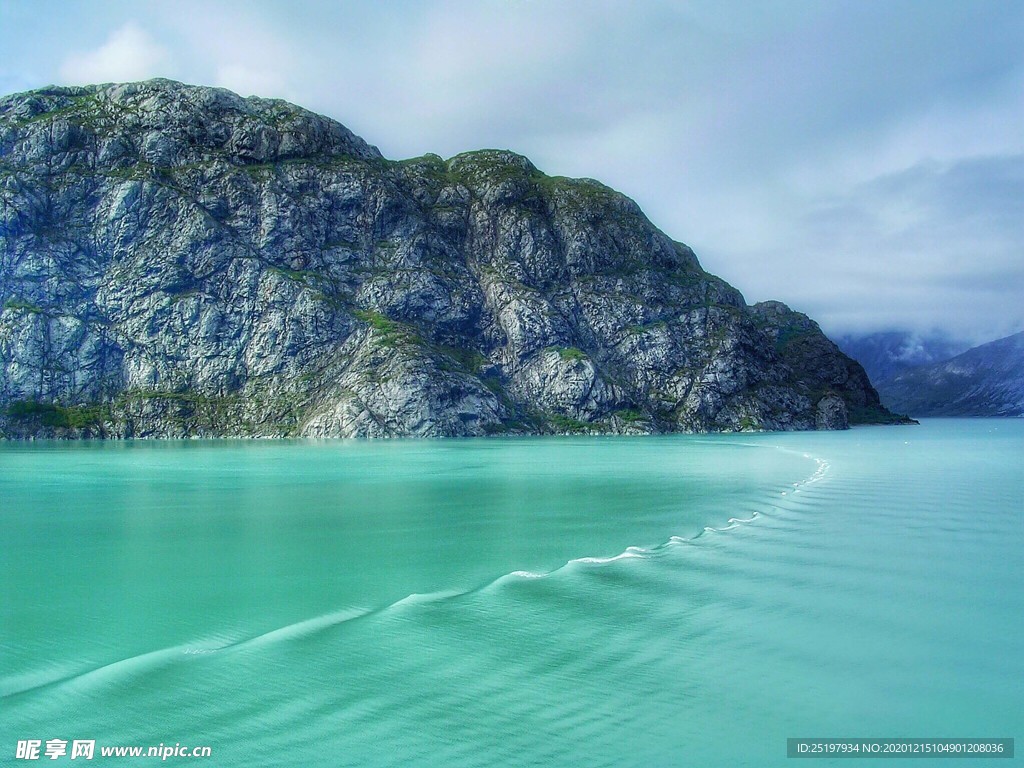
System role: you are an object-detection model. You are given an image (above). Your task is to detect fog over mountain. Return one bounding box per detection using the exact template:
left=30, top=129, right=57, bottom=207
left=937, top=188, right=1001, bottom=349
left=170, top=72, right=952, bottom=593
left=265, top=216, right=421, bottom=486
left=835, top=331, right=971, bottom=384
left=877, top=332, right=1024, bottom=417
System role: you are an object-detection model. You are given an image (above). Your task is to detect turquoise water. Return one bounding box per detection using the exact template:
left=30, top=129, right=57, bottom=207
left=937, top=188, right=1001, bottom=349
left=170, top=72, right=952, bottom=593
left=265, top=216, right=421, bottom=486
left=1, top=421, right=1021, bottom=766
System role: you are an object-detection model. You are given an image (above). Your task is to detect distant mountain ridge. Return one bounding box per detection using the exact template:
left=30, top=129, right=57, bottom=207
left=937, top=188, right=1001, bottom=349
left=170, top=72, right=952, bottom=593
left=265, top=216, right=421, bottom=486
left=836, top=331, right=970, bottom=384
left=877, top=332, right=1024, bottom=417
left=0, top=79, right=904, bottom=438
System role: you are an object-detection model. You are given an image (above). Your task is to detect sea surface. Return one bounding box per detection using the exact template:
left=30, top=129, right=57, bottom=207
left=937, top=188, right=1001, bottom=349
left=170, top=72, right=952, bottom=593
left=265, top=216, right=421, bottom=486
left=1, top=420, right=1021, bottom=766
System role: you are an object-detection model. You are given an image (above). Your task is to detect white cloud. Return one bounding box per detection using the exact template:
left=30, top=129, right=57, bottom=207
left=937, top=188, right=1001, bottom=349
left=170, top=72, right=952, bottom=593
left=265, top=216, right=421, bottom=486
left=151, top=1, right=297, bottom=101
left=214, top=64, right=287, bottom=99
left=710, top=155, right=1024, bottom=340
left=58, top=22, right=169, bottom=84
left=7, top=1, right=1021, bottom=343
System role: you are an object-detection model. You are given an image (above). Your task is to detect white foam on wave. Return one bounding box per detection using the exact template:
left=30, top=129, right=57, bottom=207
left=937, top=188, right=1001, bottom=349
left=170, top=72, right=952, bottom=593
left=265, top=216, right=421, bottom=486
left=727, top=512, right=759, bottom=524
left=702, top=521, right=741, bottom=534
left=390, top=590, right=464, bottom=608
left=572, top=549, right=646, bottom=565
left=804, top=457, right=830, bottom=485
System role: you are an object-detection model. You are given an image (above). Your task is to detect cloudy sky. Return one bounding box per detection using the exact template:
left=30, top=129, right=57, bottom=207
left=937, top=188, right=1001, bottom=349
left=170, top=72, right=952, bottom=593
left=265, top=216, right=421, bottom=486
left=1, top=0, right=1021, bottom=343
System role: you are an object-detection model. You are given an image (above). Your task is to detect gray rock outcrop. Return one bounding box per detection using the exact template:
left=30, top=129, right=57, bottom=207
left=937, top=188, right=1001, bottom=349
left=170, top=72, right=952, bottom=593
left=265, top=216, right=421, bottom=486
left=0, top=80, right=907, bottom=438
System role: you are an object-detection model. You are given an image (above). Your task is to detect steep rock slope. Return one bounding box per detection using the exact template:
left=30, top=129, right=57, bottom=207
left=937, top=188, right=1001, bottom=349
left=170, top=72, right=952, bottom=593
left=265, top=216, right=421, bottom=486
left=0, top=80, right=904, bottom=437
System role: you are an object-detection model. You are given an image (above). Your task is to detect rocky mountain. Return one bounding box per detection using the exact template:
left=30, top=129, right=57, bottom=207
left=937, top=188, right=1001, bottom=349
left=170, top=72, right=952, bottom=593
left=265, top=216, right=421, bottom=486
left=0, top=79, right=906, bottom=438
left=878, top=331, right=1024, bottom=417
left=835, top=331, right=969, bottom=384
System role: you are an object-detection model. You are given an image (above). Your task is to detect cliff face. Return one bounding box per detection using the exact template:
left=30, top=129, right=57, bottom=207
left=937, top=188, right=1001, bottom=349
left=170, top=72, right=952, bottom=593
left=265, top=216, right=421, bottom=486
left=0, top=80, right=903, bottom=438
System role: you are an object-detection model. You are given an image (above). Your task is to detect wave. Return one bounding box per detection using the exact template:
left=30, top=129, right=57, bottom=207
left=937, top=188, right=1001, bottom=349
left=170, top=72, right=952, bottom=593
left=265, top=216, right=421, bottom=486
left=230, top=607, right=372, bottom=650
left=2, top=639, right=228, bottom=700
left=3, top=443, right=832, bottom=700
